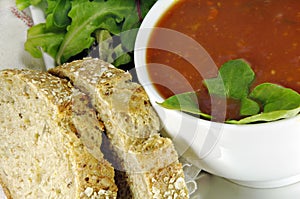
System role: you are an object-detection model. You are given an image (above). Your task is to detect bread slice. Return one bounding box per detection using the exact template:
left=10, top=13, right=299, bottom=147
left=0, top=69, right=117, bottom=198
left=50, top=58, right=189, bottom=198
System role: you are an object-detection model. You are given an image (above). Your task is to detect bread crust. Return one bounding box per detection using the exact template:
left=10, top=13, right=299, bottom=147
left=0, top=177, right=12, bottom=199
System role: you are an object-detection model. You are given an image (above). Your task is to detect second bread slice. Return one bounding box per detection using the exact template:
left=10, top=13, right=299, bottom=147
left=50, top=58, right=189, bottom=198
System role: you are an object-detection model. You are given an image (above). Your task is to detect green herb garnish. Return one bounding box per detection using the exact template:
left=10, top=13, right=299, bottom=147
left=157, top=92, right=212, bottom=119
left=228, top=107, right=300, bottom=124
left=250, top=83, right=300, bottom=112
left=158, top=59, right=300, bottom=124
left=17, top=0, right=157, bottom=66
left=203, top=59, right=255, bottom=99
left=203, top=59, right=261, bottom=116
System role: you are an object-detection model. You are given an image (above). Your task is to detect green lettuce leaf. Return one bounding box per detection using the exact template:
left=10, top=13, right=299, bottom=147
left=112, top=44, right=132, bottom=67
left=45, top=0, right=71, bottom=31
left=25, top=23, right=64, bottom=59
left=120, top=13, right=140, bottom=51
left=55, top=0, right=124, bottom=64
left=55, top=0, right=156, bottom=65
left=95, top=29, right=115, bottom=64
left=18, top=0, right=157, bottom=66
left=16, top=0, right=44, bottom=10
left=94, top=29, right=132, bottom=67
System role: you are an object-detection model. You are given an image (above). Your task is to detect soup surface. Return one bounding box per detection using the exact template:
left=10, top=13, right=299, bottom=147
left=146, top=0, right=300, bottom=120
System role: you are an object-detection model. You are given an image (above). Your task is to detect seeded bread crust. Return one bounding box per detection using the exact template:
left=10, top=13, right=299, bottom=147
left=50, top=58, right=189, bottom=198
left=0, top=69, right=117, bottom=199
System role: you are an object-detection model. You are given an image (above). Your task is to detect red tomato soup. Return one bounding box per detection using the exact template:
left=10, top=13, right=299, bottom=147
left=146, top=0, right=300, bottom=121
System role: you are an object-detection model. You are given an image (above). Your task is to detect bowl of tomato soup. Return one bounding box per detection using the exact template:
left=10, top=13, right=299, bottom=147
left=134, top=0, right=300, bottom=188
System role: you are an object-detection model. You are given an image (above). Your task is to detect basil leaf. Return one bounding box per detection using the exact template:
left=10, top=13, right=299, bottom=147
left=204, top=59, right=255, bottom=99
left=157, top=92, right=211, bottom=119
left=159, top=59, right=299, bottom=124
left=240, top=97, right=260, bottom=116
left=228, top=106, right=300, bottom=124
left=250, top=83, right=300, bottom=112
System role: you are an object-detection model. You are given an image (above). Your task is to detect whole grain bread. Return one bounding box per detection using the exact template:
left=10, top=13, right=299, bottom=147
left=0, top=69, right=117, bottom=199
left=50, top=58, right=189, bottom=198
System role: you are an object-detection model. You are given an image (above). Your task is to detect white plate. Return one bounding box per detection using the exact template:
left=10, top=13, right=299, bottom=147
left=192, top=172, right=300, bottom=199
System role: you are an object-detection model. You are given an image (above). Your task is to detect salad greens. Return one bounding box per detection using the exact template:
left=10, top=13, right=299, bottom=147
left=157, top=92, right=212, bottom=119
left=95, top=29, right=131, bottom=67
left=25, top=23, right=64, bottom=59
left=16, top=0, right=157, bottom=66
left=203, top=59, right=260, bottom=116
left=249, top=83, right=300, bottom=112
left=16, top=0, right=43, bottom=10
left=159, top=59, right=300, bottom=124
left=203, top=59, right=255, bottom=99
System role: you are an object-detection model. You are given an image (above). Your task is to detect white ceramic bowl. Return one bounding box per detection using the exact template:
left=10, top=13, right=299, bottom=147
left=134, top=0, right=300, bottom=188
